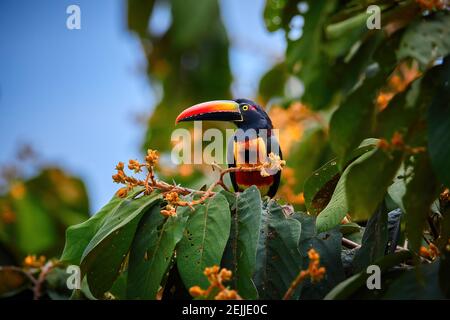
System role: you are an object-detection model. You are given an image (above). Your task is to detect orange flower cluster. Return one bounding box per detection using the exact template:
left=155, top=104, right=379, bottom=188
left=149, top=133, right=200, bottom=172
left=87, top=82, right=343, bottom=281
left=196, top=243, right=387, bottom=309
left=377, top=131, right=426, bottom=154
left=10, top=182, right=26, bottom=200
left=189, top=265, right=242, bottom=300
left=23, top=255, right=46, bottom=268
left=269, top=102, right=324, bottom=156
left=161, top=191, right=180, bottom=217
left=128, top=159, right=142, bottom=173
left=283, top=248, right=326, bottom=300
left=145, top=149, right=159, bottom=166
left=278, top=167, right=305, bottom=205
left=420, top=243, right=440, bottom=260
left=416, top=0, right=446, bottom=10
left=112, top=149, right=161, bottom=198
left=376, top=62, right=421, bottom=111
left=307, top=249, right=326, bottom=282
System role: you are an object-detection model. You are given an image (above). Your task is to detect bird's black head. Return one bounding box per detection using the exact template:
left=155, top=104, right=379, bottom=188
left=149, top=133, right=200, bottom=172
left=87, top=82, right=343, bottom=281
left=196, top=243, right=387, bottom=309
left=233, top=99, right=272, bottom=130
left=175, top=98, right=272, bottom=130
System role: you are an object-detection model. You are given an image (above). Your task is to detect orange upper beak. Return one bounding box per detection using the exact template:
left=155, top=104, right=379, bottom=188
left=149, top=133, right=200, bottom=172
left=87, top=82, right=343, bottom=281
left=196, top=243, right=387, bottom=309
left=175, top=100, right=242, bottom=124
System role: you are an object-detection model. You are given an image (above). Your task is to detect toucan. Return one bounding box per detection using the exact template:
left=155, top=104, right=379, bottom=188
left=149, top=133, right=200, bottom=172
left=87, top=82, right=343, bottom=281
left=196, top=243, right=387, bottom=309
left=175, top=99, right=282, bottom=197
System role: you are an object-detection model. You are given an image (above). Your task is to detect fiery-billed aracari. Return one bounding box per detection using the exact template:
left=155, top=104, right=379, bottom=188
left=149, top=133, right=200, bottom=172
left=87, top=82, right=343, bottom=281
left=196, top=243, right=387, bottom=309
left=175, top=99, right=282, bottom=197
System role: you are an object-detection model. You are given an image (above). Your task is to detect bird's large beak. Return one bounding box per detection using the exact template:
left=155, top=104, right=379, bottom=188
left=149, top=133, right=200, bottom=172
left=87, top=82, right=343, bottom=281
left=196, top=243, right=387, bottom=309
left=175, top=100, right=242, bottom=124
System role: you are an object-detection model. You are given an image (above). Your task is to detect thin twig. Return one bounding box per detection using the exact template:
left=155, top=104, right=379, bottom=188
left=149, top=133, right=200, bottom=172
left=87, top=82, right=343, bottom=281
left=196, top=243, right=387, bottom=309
left=32, top=261, right=56, bottom=300
left=341, top=237, right=409, bottom=254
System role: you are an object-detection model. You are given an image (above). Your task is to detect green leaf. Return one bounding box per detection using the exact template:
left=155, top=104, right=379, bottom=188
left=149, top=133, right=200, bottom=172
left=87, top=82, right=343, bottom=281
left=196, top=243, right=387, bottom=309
left=222, top=186, right=262, bottom=299
left=304, top=160, right=340, bottom=215
left=316, top=150, right=374, bottom=233
left=61, top=188, right=144, bottom=265
left=387, top=163, right=409, bottom=212
left=329, top=75, right=381, bottom=167
left=340, top=222, right=362, bottom=236
left=352, top=205, right=389, bottom=272
left=298, top=227, right=345, bottom=299
left=176, top=194, right=231, bottom=289
left=346, top=148, right=404, bottom=221
left=404, top=153, right=439, bottom=255
left=428, top=55, right=450, bottom=188
left=127, top=205, right=187, bottom=299
left=254, top=201, right=302, bottom=299
left=81, top=192, right=161, bottom=298
left=109, top=271, right=128, bottom=300
left=12, top=192, right=57, bottom=254
left=382, top=261, right=444, bottom=299
left=304, top=138, right=378, bottom=214
left=397, top=13, right=450, bottom=70
left=324, top=251, right=411, bottom=300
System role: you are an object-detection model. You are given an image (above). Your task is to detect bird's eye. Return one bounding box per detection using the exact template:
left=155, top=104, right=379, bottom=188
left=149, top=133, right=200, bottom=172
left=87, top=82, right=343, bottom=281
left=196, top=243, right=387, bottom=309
left=242, top=105, right=249, bottom=111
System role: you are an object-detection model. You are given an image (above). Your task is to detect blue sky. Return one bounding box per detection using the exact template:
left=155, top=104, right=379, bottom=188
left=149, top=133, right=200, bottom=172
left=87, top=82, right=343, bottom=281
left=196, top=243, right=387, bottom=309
left=0, top=0, right=285, bottom=212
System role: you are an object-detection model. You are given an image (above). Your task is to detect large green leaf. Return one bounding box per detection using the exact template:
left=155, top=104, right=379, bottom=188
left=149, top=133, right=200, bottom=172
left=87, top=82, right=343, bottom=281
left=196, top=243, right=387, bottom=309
left=176, top=194, right=231, bottom=289
left=382, top=261, right=444, bottom=299
left=222, top=186, right=262, bottom=299
left=404, top=153, right=439, bottom=255
left=352, top=204, right=389, bottom=272
left=81, top=192, right=161, bottom=298
left=329, top=74, right=383, bottom=167
left=316, top=150, right=373, bottom=233
left=12, top=192, right=57, bottom=254
left=127, top=205, right=187, bottom=299
left=254, top=201, right=302, bottom=299
left=304, top=138, right=378, bottom=214
left=345, top=148, right=404, bottom=221
left=428, top=55, right=450, bottom=188
left=298, top=224, right=345, bottom=299
left=387, top=163, right=409, bottom=213
left=325, top=251, right=411, bottom=300
left=61, top=188, right=144, bottom=265
left=397, top=13, right=450, bottom=70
